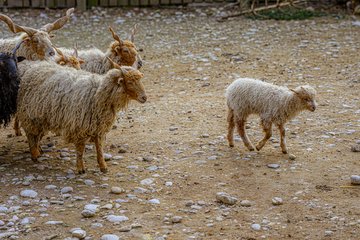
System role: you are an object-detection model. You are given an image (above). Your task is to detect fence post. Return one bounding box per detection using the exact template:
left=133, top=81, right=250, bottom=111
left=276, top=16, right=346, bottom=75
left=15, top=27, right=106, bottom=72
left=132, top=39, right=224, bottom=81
left=77, top=0, right=87, bottom=10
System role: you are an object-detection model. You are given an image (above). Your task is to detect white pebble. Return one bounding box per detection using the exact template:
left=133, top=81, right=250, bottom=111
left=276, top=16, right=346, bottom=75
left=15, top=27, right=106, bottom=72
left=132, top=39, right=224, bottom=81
left=101, top=234, right=119, bottom=240
left=20, top=189, right=38, bottom=198
left=61, top=186, right=73, bottom=194
left=351, top=175, right=360, bottom=185
left=71, top=229, right=87, bottom=239
left=240, top=200, right=252, bottom=207
left=272, top=197, right=284, bottom=205
left=216, top=192, right=238, bottom=205
left=251, top=223, right=261, bottom=231
left=140, top=178, right=154, bottom=185
left=110, top=187, right=125, bottom=194
left=106, top=215, right=129, bottom=223
left=148, top=199, right=160, bottom=204
left=45, top=185, right=57, bottom=190
left=84, top=180, right=95, bottom=186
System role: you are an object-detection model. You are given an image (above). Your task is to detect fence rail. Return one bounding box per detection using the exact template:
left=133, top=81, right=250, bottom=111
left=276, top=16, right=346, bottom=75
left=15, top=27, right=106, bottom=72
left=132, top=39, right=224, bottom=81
left=0, top=0, right=230, bottom=8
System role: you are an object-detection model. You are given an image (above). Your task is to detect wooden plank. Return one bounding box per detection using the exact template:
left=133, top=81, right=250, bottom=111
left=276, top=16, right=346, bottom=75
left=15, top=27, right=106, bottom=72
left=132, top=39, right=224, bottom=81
left=7, top=0, right=23, bottom=7
left=88, top=0, right=98, bottom=7
left=100, top=0, right=108, bottom=6
left=160, top=0, right=170, bottom=5
left=130, top=0, right=140, bottom=6
left=116, top=0, right=127, bottom=6
left=109, top=0, right=117, bottom=6
left=46, top=0, right=56, bottom=8
left=77, top=0, right=87, bottom=10
left=67, top=0, right=76, bottom=7
left=0, top=0, right=3, bottom=7
left=149, top=0, right=159, bottom=6
left=171, top=0, right=182, bottom=4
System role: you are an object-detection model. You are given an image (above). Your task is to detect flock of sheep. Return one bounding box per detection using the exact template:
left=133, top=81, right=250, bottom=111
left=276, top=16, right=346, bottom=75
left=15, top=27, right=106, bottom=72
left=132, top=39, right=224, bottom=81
left=0, top=8, right=317, bottom=174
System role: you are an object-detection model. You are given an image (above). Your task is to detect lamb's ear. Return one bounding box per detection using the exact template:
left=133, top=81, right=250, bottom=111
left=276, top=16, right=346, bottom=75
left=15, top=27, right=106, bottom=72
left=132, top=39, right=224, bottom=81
left=17, top=56, right=26, bottom=62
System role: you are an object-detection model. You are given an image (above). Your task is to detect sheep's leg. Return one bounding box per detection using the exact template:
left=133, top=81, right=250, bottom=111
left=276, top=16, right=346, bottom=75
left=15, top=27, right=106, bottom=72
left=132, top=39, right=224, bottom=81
left=94, top=136, right=108, bottom=173
left=278, top=124, right=287, bottom=154
left=13, top=116, right=22, bottom=136
left=236, top=116, right=255, bottom=151
left=256, top=121, right=272, bottom=151
left=75, top=142, right=86, bottom=174
left=227, top=108, right=235, bottom=147
left=27, top=133, right=42, bottom=162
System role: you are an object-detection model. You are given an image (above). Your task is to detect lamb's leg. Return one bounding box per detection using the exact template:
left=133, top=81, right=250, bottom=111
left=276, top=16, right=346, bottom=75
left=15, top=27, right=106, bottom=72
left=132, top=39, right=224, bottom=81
left=278, top=124, right=287, bottom=154
left=227, top=108, right=235, bottom=147
left=75, top=142, right=86, bottom=174
left=94, top=136, right=108, bottom=173
left=256, top=120, right=272, bottom=151
left=13, top=116, right=22, bottom=136
left=236, top=116, right=255, bottom=151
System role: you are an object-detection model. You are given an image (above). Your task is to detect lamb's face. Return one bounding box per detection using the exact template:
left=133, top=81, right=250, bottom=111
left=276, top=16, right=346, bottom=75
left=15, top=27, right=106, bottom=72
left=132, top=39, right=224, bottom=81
left=122, top=69, right=147, bottom=103
left=294, top=85, right=317, bottom=112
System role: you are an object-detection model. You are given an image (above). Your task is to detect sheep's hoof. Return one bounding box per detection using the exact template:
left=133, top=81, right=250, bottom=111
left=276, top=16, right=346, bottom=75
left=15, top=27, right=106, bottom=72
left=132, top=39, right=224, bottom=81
left=31, top=158, right=39, bottom=163
left=78, top=169, right=86, bottom=174
left=100, top=168, right=108, bottom=173
left=282, top=150, right=288, bottom=154
left=255, top=146, right=261, bottom=151
left=249, top=147, right=255, bottom=151
left=229, top=144, right=234, bottom=148
left=15, top=132, right=22, bottom=137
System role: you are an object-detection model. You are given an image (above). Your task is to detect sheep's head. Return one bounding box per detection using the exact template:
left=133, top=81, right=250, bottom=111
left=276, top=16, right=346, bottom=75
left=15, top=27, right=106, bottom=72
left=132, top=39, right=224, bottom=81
left=54, top=46, right=84, bottom=70
left=291, top=85, right=317, bottom=112
left=0, top=8, right=74, bottom=60
left=107, top=57, right=147, bottom=103
left=108, top=25, right=143, bottom=69
left=0, top=41, right=25, bottom=82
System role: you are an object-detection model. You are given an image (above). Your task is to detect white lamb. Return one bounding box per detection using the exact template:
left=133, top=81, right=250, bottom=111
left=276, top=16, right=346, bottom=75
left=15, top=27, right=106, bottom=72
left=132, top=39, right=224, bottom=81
left=226, top=78, right=317, bottom=154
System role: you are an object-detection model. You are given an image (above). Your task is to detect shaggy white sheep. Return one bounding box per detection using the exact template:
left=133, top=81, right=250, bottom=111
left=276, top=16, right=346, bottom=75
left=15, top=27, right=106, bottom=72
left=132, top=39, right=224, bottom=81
left=13, top=46, right=85, bottom=137
left=226, top=78, right=317, bottom=153
left=59, top=26, right=142, bottom=74
left=0, top=9, right=74, bottom=60
left=17, top=59, right=147, bottom=173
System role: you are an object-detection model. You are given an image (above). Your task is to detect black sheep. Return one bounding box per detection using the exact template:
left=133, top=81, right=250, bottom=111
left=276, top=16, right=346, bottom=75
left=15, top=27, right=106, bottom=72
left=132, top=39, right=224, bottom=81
left=0, top=41, right=25, bottom=127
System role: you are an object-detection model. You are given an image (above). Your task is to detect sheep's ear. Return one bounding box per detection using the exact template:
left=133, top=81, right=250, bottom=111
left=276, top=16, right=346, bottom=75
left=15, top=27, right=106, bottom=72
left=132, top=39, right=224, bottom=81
left=78, top=58, right=85, bottom=64
left=290, top=89, right=297, bottom=94
left=17, top=56, right=26, bottom=62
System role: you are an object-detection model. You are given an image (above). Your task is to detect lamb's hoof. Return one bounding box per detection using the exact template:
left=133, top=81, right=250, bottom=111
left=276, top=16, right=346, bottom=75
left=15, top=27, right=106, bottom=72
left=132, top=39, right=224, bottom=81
left=78, top=169, right=86, bottom=174
left=100, top=168, right=108, bottom=173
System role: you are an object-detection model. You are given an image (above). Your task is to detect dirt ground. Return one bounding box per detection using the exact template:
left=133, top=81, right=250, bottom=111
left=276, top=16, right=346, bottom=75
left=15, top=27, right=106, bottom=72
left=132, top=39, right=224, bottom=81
left=0, top=7, right=360, bottom=240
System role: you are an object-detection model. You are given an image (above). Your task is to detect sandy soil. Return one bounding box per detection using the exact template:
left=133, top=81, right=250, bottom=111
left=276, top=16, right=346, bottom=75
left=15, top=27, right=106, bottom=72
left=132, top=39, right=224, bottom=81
left=0, top=7, right=360, bottom=240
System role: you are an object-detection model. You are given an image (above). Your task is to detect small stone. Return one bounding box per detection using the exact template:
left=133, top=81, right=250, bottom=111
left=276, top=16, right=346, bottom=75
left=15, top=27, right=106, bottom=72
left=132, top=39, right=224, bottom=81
left=216, top=192, right=238, bottom=205
left=148, top=199, right=160, bottom=204
left=119, top=225, right=132, bottom=232
left=20, top=217, right=35, bottom=225
left=101, top=235, right=119, bottom=240
left=0, top=220, right=4, bottom=226
left=169, top=126, right=178, bottom=131
left=288, top=154, right=296, bottom=160
left=325, top=230, right=333, bottom=236
left=140, top=178, right=154, bottom=185
left=251, top=223, right=261, bottom=231
left=61, top=186, right=73, bottom=194
left=81, top=210, right=96, bottom=218
left=272, top=197, right=283, bottom=205
left=84, top=180, right=95, bottom=186
left=267, top=164, right=280, bottom=169
left=142, top=156, right=154, bottom=162
left=106, top=215, right=129, bottom=223
left=0, top=206, right=8, bottom=213
left=104, top=153, right=113, bottom=161
left=240, top=200, right=252, bottom=207
left=101, top=203, right=113, bottom=210
left=171, top=216, right=182, bottom=223
left=351, top=145, right=360, bottom=152
left=71, top=229, right=87, bottom=239
left=350, top=175, right=360, bottom=185
left=45, top=185, right=57, bottom=190
left=111, top=187, right=125, bottom=194
left=45, top=221, right=64, bottom=225
left=20, top=189, right=38, bottom=198
left=165, top=181, right=173, bottom=187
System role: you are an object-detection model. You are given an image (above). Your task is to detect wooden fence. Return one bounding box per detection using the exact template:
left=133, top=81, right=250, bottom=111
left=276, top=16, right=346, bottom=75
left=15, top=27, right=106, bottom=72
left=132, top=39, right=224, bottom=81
left=0, top=0, right=230, bottom=9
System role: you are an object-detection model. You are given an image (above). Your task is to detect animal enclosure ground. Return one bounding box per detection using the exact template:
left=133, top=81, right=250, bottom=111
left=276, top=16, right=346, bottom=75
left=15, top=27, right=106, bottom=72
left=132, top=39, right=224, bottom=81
left=0, top=7, right=359, bottom=240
